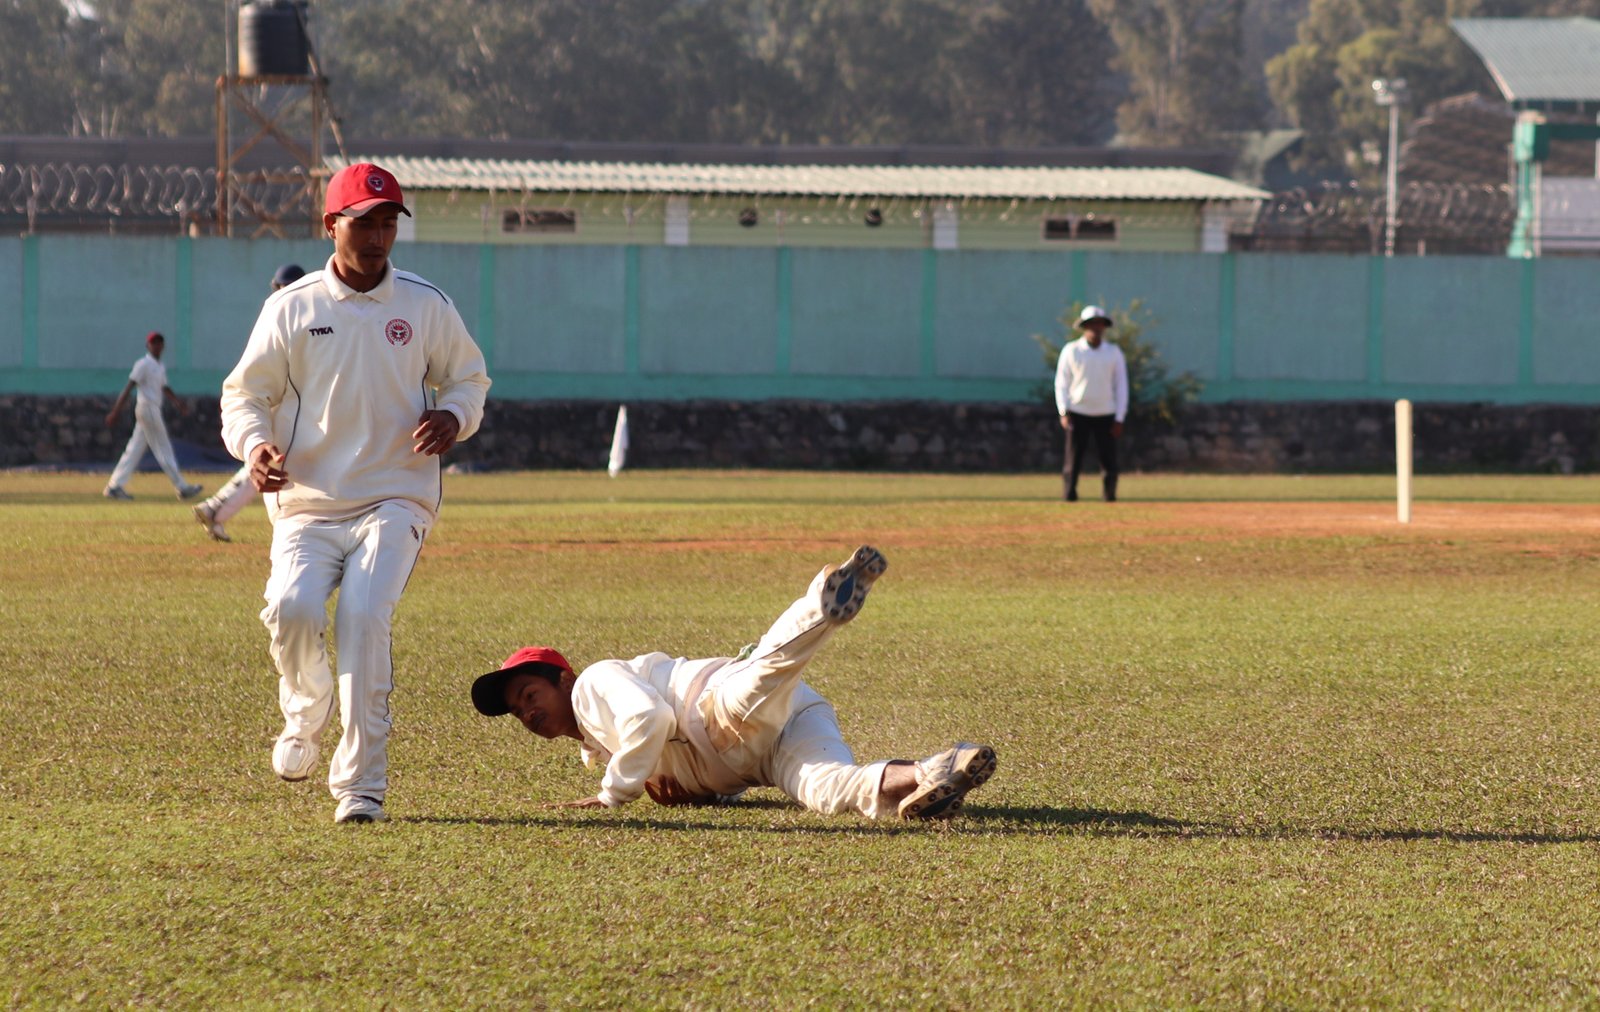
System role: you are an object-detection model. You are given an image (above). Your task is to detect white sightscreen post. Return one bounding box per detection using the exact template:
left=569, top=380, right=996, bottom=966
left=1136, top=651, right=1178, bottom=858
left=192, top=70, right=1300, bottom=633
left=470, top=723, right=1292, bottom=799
left=1396, top=399, right=1413, bottom=524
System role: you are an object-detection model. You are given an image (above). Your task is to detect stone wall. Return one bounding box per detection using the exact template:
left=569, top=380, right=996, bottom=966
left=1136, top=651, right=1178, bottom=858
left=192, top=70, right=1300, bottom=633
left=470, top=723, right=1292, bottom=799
left=3, top=394, right=1597, bottom=474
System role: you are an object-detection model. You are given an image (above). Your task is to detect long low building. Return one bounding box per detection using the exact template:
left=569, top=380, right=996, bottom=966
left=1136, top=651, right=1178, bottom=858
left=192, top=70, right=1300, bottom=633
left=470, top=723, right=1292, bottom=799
left=332, top=155, right=1269, bottom=253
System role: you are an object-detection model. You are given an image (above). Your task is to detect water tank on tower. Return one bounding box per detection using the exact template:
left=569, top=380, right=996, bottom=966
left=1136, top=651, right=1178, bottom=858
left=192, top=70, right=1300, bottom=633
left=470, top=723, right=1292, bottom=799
left=239, top=0, right=310, bottom=78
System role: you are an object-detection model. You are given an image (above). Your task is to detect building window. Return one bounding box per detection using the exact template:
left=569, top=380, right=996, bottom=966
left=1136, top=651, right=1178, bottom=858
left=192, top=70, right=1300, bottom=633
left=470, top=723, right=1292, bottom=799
left=1042, top=215, right=1118, bottom=242
left=1042, top=217, right=1073, bottom=240
left=503, top=209, right=577, bottom=234
left=1076, top=217, right=1117, bottom=240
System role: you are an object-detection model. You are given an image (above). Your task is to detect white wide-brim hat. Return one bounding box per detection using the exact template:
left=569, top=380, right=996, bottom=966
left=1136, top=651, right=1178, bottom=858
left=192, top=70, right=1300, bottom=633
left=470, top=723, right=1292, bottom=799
left=1077, top=305, right=1113, bottom=328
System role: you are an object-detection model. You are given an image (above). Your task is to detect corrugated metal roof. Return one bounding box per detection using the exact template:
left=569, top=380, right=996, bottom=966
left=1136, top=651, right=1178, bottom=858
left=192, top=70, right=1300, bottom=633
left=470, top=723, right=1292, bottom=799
left=330, top=155, right=1269, bottom=202
left=1453, top=17, right=1600, bottom=107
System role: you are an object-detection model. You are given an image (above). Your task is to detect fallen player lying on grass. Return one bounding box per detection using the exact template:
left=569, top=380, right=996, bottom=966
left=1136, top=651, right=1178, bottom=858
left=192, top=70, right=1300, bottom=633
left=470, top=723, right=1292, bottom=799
left=472, top=546, right=996, bottom=820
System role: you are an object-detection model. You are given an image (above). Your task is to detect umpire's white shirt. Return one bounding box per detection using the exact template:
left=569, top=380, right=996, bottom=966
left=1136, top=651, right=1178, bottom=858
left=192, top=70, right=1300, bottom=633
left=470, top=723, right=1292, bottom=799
left=1054, top=337, right=1129, bottom=421
left=220, top=256, right=491, bottom=523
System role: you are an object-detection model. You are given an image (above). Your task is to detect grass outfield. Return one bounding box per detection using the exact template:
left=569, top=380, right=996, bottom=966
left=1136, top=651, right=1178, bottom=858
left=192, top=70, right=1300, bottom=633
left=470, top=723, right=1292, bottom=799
left=4, top=470, right=1600, bottom=1006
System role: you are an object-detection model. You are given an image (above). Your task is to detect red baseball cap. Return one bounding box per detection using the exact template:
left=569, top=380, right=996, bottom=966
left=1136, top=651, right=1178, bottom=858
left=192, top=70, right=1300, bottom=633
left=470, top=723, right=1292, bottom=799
left=325, top=162, right=411, bottom=217
left=471, top=646, right=574, bottom=716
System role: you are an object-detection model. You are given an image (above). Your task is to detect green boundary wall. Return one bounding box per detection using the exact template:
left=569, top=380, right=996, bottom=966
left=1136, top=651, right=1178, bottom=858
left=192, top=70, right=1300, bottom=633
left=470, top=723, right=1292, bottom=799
left=2, top=236, right=1596, bottom=404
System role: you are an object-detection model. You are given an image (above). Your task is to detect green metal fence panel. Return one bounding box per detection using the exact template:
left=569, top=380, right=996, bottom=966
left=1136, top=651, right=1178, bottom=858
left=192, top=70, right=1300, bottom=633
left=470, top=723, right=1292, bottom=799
left=5, top=234, right=1600, bottom=404
left=1530, top=257, right=1600, bottom=387
left=932, top=250, right=1073, bottom=380
left=1081, top=251, right=1222, bottom=378
left=36, top=236, right=179, bottom=370
left=789, top=247, right=923, bottom=377
left=492, top=245, right=628, bottom=374
left=0, top=238, right=22, bottom=369
left=637, top=246, right=778, bottom=376
left=1233, top=253, right=1368, bottom=383
left=1382, top=255, right=1522, bottom=388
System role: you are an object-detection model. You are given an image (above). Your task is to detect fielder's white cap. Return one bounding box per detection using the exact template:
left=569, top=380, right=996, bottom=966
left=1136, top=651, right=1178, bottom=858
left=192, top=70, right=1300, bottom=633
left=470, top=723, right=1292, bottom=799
left=1077, top=306, right=1113, bottom=328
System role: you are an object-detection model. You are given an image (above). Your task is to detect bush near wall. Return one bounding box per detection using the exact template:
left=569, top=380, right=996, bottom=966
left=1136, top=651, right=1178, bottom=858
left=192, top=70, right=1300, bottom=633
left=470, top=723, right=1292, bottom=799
left=2, top=396, right=1596, bottom=475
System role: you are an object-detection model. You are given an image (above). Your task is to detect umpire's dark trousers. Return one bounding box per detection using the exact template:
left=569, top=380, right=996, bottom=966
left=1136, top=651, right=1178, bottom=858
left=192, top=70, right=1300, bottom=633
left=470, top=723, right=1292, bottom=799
left=1062, top=411, right=1119, bottom=502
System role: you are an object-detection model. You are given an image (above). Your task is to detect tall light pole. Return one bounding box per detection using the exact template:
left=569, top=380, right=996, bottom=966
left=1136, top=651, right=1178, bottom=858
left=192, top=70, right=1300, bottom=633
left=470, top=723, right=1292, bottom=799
left=1372, top=77, right=1407, bottom=257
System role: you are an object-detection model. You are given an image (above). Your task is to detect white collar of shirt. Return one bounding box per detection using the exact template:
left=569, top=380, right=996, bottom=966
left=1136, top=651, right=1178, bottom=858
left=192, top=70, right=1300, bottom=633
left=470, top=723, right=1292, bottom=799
left=319, top=255, right=395, bottom=304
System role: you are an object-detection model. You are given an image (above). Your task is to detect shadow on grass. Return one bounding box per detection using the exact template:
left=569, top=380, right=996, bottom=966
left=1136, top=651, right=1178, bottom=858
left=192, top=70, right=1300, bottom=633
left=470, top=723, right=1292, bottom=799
left=965, top=805, right=1600, bottom=844
left=405, top=803, right=1600, bottom=843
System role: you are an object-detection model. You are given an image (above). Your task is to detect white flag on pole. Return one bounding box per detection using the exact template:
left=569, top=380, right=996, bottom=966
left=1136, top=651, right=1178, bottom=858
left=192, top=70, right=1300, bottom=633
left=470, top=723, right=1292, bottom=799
left=607, top=405, right=629, bottom=477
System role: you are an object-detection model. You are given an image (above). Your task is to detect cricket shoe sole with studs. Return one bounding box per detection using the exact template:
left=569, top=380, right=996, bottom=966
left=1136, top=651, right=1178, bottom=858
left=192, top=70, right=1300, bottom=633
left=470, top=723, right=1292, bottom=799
left=899, top=742, right=998, bottom=820
left=822, top=545, right=888, bottom=622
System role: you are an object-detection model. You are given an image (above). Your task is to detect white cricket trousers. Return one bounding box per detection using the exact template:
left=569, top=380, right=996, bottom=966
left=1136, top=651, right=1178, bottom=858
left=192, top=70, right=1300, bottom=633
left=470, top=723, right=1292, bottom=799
left=205, top=465, right=258, bottom=524
left=108, top=402, right=186, bottom=491
left=260, top=500, right=431, bottom=803
left=703, top=565, right=891, bottom=820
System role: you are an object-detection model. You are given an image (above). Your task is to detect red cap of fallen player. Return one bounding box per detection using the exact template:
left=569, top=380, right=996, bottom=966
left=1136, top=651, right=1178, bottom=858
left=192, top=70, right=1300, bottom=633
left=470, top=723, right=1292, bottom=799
left=471, top=646, right=574, bottom=716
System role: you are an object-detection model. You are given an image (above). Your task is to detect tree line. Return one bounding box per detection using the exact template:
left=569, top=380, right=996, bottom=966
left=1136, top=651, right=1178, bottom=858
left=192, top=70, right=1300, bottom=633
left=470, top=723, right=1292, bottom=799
left=2, top=0, right=1597, bottom=180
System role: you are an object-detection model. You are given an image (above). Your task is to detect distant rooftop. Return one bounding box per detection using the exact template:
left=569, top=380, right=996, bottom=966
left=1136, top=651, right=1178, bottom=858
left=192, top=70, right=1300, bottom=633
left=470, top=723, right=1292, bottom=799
left=332, top=155, right=1270, bottom=202
left=1453, top=17, right=1600, bottom=111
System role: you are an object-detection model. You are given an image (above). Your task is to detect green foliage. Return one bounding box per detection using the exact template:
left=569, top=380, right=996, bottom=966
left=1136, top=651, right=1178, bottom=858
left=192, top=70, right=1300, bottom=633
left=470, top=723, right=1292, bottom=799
left=6, top=0, right=1121, bottom=146
left=1088, top=0, right=1268, bottom=146
left=7, top=471, right=1600, bottom=1004
left=1032, top=298, right=1203, bottom=426
left=1266, top=0, right=1498, bottom=177
left=0, top=0, right=76, bottom=133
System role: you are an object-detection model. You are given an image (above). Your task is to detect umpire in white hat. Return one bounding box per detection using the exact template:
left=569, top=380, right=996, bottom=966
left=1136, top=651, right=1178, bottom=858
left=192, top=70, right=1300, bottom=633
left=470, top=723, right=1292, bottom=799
left=1054, top=305, right=1128, bottom=502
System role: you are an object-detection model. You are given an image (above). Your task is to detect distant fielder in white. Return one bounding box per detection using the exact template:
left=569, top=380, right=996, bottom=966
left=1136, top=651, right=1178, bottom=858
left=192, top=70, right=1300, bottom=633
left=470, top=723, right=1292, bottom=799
left=103, top=331, right=203, bottom=501
left=194, top=264, right=306, bottom=542
left=472, top=546, right=998, bottom=821
left=221, top=162, right=491, bottom=824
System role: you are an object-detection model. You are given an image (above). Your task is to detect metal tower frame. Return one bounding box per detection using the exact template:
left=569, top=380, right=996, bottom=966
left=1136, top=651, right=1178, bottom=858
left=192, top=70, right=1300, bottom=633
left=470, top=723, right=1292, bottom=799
left=214, top=72, right=332, bottom=238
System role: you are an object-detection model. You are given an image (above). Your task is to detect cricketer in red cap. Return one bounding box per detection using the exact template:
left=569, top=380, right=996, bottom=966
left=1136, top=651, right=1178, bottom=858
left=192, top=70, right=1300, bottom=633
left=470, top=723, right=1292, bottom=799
left=472, top=646, right=575, bottom=718
left=324, top=161, right=412, bottom=218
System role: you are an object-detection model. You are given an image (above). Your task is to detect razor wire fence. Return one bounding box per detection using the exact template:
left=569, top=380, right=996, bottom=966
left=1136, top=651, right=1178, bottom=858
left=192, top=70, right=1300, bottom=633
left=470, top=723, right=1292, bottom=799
left=0, top=162, right=316, bottom=234
left=1240, top=180, right=1517, bottom=254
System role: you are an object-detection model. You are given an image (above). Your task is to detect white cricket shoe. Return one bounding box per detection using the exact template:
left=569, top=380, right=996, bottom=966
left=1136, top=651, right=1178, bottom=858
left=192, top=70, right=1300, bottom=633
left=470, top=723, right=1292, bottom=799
left=192, top=502, right=231, bottom=542
left=898, top=742, right=998, bottom=820
left=821, top=545, right=888, bottom=622
left=177, top=482, right=203, bottom=500
left=271, top=732, right=318, bottom=782
left=335, top=795, right=389, bottom=824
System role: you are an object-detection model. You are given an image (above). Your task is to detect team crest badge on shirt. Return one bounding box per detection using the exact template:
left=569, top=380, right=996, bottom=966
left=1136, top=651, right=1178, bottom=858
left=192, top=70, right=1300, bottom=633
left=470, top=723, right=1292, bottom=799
left=385, top=319, right=413, bottom=347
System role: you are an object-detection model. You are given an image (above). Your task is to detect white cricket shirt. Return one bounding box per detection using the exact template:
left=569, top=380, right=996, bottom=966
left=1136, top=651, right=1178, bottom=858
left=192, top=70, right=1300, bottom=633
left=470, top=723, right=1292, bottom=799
left=128, top=353, right=167, bottom=409
left=1054, top=337, right=1129, bottom=420
left=572, top=652, right=724, bottom=807
left=220, top=255, right=491, bottom=523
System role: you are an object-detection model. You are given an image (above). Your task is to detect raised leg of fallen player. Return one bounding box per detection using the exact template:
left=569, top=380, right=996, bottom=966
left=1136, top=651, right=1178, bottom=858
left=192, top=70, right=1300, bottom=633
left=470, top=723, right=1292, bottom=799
left=664, top=546, right=998, bottom=820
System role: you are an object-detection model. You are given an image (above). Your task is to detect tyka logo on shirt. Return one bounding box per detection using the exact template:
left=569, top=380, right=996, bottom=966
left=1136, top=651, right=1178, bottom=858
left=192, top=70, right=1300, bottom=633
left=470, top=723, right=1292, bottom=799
left=309, top=326, right=334, bottom=336
left=385, top=318, right=414, bottom=347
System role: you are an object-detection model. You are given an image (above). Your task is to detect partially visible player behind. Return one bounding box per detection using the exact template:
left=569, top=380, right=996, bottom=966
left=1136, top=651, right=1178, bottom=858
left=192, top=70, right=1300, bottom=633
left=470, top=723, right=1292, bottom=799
left=193, top=264, right=305, bottom=542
